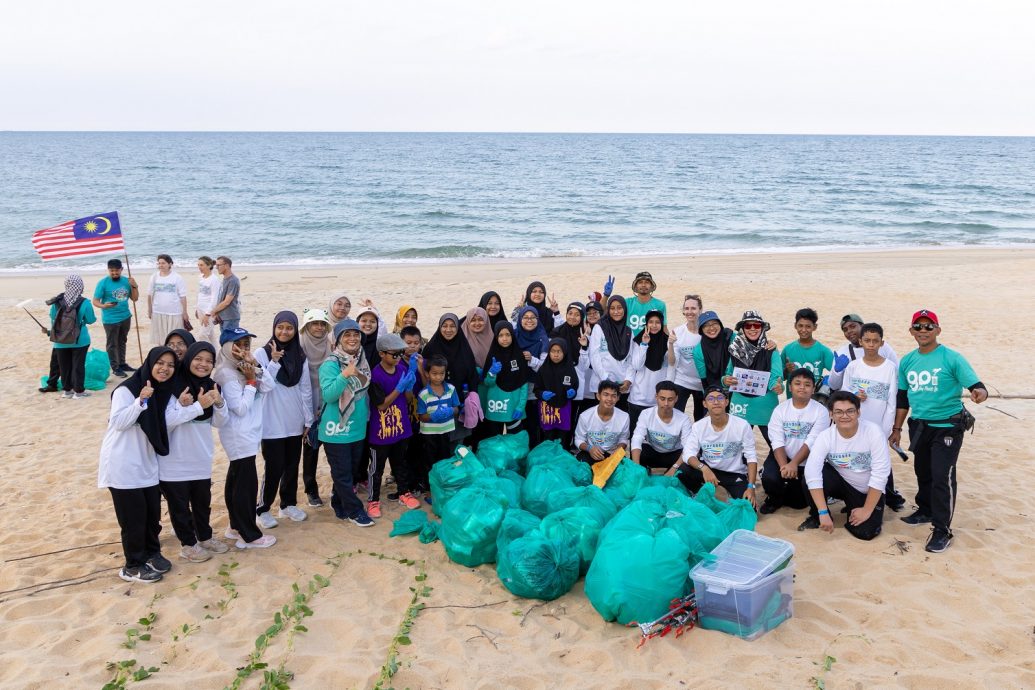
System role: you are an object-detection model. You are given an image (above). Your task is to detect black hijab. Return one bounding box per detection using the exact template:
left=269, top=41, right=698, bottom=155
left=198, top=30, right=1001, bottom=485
left=422, top=313, right=480, bottom=395
left=114, top=346, right=177, bottom=456
left=698, top=316, right=733, bottom=389
left=535, top=338, right=579, bottom=407
left=164, top=329, right=196, bottom=351
left=551, top=301, right=585, bottom=366
left=524, top=281, right=554, bottom=332
left=633, top=310, right=668, bottom=372
left=263, top=310, right=306, bottom=387
left=180, top=341, right=218, bottom=421
left=482, top=321, right=529, bottom=392
left=599, top=295, right=632, bottom=361
left=478, top=291, right=507, bottom=329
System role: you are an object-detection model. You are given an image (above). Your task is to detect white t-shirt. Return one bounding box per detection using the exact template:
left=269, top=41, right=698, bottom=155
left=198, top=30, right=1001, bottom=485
left=589, top=324, right=632, bottom=386
left=768, top=398, right=830, bottom=461
left=842, top=358, right=898, bottom=436
left=253, top=348, right=315, bottom=439
left=574, top=406, right=631, bottom=454
left=632, top=407, right=694, bottom=457
left=627, top=342, right=670, bottom=407
left=685, top=414, right=757, bottom=474
left=830, top=341, right=899, bottom=389
left=148, top=271, right=188, bottom=315
left=161, top=401, right=229, bottom=481
left=196, top=274, right=220, bottom=315
left=214, top=366, right=276, bottom=460
left=804, top=420, right=891, bottom=495
left=668, top=324, right=703, bottom=391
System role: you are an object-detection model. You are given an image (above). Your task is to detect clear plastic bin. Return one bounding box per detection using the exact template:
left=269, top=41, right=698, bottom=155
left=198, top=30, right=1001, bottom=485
left=692, top=564, right=794, bottom=640
left=693, top=529, right=794, bottom=586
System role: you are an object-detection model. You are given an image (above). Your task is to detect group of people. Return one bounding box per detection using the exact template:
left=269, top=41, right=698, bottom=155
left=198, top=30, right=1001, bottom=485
left=66, top=257, right=985, bottom=584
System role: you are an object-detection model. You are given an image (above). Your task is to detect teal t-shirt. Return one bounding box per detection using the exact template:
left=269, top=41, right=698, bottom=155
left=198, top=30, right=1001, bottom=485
left=898, top=345, right=979, bottom=424
left=781, top=340, right=834, bottom=385
left=318, top=358, right=370, bottom=443
left=93, top=276, right=133, bottom=324
left=49, top=300, right=96, bottom=349
left=725, top=350, right=784, bottom=426
left=625, top=296, right=667, bottom=336
left=480, top=374, right=529, bottom=423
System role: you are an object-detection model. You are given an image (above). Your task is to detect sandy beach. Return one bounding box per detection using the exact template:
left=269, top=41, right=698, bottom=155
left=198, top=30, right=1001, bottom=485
left=2, top=246, right=1034, bottom=689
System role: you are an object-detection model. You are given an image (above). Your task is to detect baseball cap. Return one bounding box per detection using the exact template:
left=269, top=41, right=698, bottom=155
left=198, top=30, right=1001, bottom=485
left=220, top=327, right=256, bottom=345
left=911, top=309, right=939, bottom=325
left=333, top=318, right=361, bottom=342
left=840, top=313, right=864, bottom=326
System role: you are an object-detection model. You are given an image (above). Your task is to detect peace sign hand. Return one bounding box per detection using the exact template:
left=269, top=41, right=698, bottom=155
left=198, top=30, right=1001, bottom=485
left=141, top=380, right=155, bottom=401
left=269, top=340, right=284, bottom=362
left=178, top=387, right=194, bottom=406
left=548, top=292, right=559, bottom=311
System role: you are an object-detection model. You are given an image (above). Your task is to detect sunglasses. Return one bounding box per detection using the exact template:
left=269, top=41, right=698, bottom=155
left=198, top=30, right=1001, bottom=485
left=383, top=350, right=405, bottom=358
left=742, top=323, right=763, bottom=330
left=911, top=323, right=937, bottom=332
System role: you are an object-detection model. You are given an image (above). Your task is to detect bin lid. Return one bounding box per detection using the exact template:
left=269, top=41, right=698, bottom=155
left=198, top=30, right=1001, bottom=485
left=690, top=530, right=794, bottom=587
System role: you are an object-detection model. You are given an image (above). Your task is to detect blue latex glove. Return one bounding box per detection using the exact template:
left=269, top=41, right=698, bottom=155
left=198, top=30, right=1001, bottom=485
left=820, top=375, right=829, bottom=387
left=395, top=368, right=417, bottom=393
left=566, top=388, right=576, bottom=399
left=429, top=406, right=453, bottom=423
left=541, top=390, right=556, bottom=401
left=409, top=353, right=420, bottom=369
left=603, top=274, right=615, bottom=297
left=488, top=357, right=502, bottom=376
left=511, top=407, right=523, bottom=421
left=832, top=354, right=850, bottom=373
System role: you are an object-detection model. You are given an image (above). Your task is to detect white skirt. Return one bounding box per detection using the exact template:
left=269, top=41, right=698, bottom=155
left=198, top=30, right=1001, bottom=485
left=150, top=312, right=184, bottom=346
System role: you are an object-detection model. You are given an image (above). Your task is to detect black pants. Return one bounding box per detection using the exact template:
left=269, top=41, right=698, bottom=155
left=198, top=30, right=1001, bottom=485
left=103, top=316, right=132, bottom=369
left=324, top=440, right=366, bottom=519
left=109, top=485, right=162, bottom=568
left=302, top=440, right=323, bottom=497
left=639, top=445, right=682, bottom=471
left=627, top=403, right=649, bottom=438
left=806, top=462, right=886, bottom=541
left=55, top=346, right=87, bottom=393
left=909, top=420, right=964, bottom=534
left=225, top=456, right=262, bottom=543
left=676, top=465, right=749, bottom=499
left=258, top=435, right=303, bottom=514
left=673, top=384, right=706, bottom=421
left=760, top=452, right=809, bottom=510
left=541, top=427, right=572, bottom=448
left=421, top=432, right=454, bottom=486
left=369, top=439, right=412, bottom=501
left=46, top=349, right=61, bottom=388
left=525, top=400, right=542, bottom=447
left=160, top=479, right=213, bottom=546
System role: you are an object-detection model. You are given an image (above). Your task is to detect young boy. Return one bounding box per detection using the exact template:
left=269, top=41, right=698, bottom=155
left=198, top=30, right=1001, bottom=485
left=397, top=325, right=428, bottom=495
left=367, top=333, right=420, bottom=517
left=780, top=308, right=833, bottom=396
left=574, top=380, right=630, bottom=463
left=416, top=355, right=460, bottom=490
left=760, top=368, right=830, bottom=515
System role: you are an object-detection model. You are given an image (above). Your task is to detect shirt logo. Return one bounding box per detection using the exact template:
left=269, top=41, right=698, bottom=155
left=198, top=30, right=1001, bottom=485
left=783, top=420, right=814, bottom=439
left=826, top=451, right=872, bottom=472
left=700, top=441, right=743, bottom=463
left=906, top=368, right=942, bottom=393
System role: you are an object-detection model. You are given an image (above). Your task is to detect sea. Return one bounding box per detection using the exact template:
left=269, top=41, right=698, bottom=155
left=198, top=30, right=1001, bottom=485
left=2, top=132, right=1034, bottom=272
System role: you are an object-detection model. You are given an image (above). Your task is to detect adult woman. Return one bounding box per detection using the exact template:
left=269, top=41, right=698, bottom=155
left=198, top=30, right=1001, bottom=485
left=722, top=310, right=784, bottom=449
left=668, top=294, right=705, bottom=420
left=627, top=310, right=670, bottom=431
left=693, top=311, right=734, bottom=392
left=253, top=311, right=314, bottom=529
left=422, top=314, right=481, bottom=442
left=50, top=274, right=97, bottom=399
left=589, top=296, right=634, bottom=410
left=164, top=328, right=196, bottom=363
left=195, top=256, right=221, bottom=347
left=460, top=307, right=493, bottom=374
left=147, top=254, right=189, bottom=346
left=299, top=308, right=332, bottom=507
left=478, top=291, right=507, bottom=330
left=327, top=294, right=352, bottom=326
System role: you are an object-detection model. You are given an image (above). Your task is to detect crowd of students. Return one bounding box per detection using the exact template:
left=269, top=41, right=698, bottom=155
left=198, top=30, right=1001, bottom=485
left=80, top=258, right=987, bottom=584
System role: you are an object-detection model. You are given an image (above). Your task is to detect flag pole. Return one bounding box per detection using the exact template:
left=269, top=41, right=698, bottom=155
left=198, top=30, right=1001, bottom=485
left=123, top=251, right=144, bottom=363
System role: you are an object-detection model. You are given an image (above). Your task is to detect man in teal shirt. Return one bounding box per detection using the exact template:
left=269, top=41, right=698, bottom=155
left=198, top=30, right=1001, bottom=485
left=92, top=259, right=139, bottom=377
left=624, top=271, right=667, bottom=336
left=890, top=309, right=987, bottom=554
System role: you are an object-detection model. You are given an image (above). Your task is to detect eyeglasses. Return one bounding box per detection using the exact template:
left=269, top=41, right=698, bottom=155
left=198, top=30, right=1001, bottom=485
left=704, top=395, right=727, bottom=403
left=831, top=408, right=858, bottom=417
left=911, top=323, right=937, bottom=332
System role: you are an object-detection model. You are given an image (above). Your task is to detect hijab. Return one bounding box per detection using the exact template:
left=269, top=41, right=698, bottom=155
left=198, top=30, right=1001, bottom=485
left=698, top=315, right=733, bottom=389
left=524, top=281, right=554, bottom=331
left=633, top=310, right=668, bottom=371
left=460, top=307, right=494, bottom=368
left=478, top=291, right=507, bottom=329
left=421, top=313, right=480, bottom=394
left=264, top=310, right=306, bottom=387
left=164, top=328, right=196, bottom=349
left=394, top=305, right=417, bottom=334
left=63, top=273, right=84, bottom=307
left=599, top=295, right=632, bottom=361
left=114, top=346, right=176, bottom=456
left=550, top=301, right=585, bottom=366
left=515, top=305, right=550, bottom=358
left=215, top=338, right=263, bottom=384
left=299, top=316, right=332, bottom=368
left=536, top=338, right=579, bottom=407
left=180, top=342, right=217, bottom=421
left=327, top=293, right=351, bottom=326
left=330, top=326, right=371, bottom=419
left=355, top=306, right=381, bottom=365
left=729, top=318, right=772, bottom=371
left=483, top=321, right=529, bottom=392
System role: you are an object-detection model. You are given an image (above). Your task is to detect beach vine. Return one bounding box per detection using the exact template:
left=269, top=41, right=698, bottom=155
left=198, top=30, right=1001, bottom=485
left=371, top=552, right=430, bottom=690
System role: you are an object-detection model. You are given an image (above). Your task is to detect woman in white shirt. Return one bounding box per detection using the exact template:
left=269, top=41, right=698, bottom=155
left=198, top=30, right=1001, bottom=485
left=667, top=294, right=705, bottom=420
left=195, top=256, right=221, bottom=347
left=147, top=254, right=189, bottom=346
left=626, top=310, right=671, bottom=433
left=589, top=296, right=634, bottom=411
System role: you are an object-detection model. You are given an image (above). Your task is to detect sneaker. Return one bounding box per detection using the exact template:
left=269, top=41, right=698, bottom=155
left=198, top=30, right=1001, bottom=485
left=38, top=385, right=59, bottom=393
left=119, top=565, right=163, bottom=583
left=387, top=491, right=401, bottom=501
left=180, top=543, right=212, bottom=563
left=61, top=391, right=74, bottom=399
left=198, top=538, right=229, bottom=554
left=901, top=510, right=932, bottom=525
left=797, top=516, right=821, bottom=531
left=886, top=491, right=907, bottom=512
left=349, top=513, right=374, bottom=527
left=278, top=505, right=308, bottom=522
left=825, top=496, right=841, bottom=504
left=256, top=511, right=279, bottom=529
left=146, top=554, right=172, bottom=574
left=925, top=530, right=953, bottom=554
left=236, top=535, right=277, bottom=549
left=72, top=391, right=92, bottom=399
left=114, top=368, right=128, bottom=378
left=224, top=527, right=241, bottom=540
left=306, top=493, right=324, bottom=507
left=758, top=499, right=779, bottom=515
left=398, top=493, right=421, bottom=510
left=366, top=501, right=381, bottom=519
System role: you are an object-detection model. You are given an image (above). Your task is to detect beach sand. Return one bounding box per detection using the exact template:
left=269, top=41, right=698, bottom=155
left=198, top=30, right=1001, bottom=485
left=1, top=246, right=1034, bottom=689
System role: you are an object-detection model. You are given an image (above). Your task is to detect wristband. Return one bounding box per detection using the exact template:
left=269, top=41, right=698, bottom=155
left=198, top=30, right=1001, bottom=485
left=746, top=483, right=755, bottom=489
left=246, top=380, right=257, bottom=387
left=818, top=509, right=830, bottom=516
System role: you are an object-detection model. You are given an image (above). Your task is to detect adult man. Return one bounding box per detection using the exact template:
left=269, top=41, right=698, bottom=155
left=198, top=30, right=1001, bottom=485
left=666, top=386, right=758, bottom=506
left=211, top=256, right=242, bottom=332
left=631, top=381, right=694, bottom=471
left=624, top=271, right=667, bottom=336
left=802, top=391, right=890, bottom=540
left=92, top=258, right=139, bottom=377
left=829, top=313, right=898, bottom=389
left=890, top=309, right=987, bottom=554
left=574, top=380, right=631, bottom=463
left=759, top=368, right=829, bottom=515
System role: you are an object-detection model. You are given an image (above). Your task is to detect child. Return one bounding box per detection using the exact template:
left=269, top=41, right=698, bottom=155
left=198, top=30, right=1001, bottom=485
left=589, top=296, right=634, bottom=410
left=399, top=325, right=429, bottom=492
left=417, top=355, right=461, bottom=488
left=366, top=333, right=421, bottom=517
left=534, top=339, right=580, bottom=446
left=576, top=300, right=604, bottom=419
left=481, top=322, right=530, bottom=434
left=626, top=310, right=669, bottom=432
left=514, top=306, right=549, bottom=445
left=780, top=308, right=834, bottom=397
left=574, top=380, right=631, bottom=463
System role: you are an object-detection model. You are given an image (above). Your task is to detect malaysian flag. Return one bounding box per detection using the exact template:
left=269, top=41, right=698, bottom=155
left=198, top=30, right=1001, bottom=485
left=31, top=212, right=125, bottom=261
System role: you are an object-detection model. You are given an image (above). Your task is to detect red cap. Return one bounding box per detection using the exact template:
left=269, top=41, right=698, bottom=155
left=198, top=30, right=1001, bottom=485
left=911, top=309, right=939, bottom=325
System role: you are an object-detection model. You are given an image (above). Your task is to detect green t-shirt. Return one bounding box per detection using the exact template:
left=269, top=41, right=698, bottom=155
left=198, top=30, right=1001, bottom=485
left=480, top=374, right=529, bottom=423
left=781, top=340, right=834, bottom=385
left=725, top=349, right=784, bottom=426
left=93, top=276, right=133, bottom=324
left=898, top=345, right=979, bottom=424
left=625, top=296, right=667, bottom=336
left=318, top=359, right=370, bottom=443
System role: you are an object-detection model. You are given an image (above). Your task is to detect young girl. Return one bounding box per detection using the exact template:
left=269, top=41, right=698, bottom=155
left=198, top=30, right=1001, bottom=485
left=534, top=338, right=580, bottom=446
left=722, top=311, right=784, bottom=450
left=481, top=322, right=530, bottom=434
left=327, top=293, right=352, bottom=326
left=589, top=296, right=634, bottom=410
left=517, top=281, right=561, bottom=330
left=514, top=306, right=550, bottom=445
left=299, top=308, right=332, bottom=507
left=477, top=291, right=506, bottom=330
left=164, top=328, right=196, bottom=363
left=159, top=342, right=230, bottom=563
left=627, top=310, right=669, bottom=432
left=99, top=347, right=194, bottom=582
left=668, top=294, right=706, bottom=420
left=550, top=302, right=591, bottom=426
left=214, top=328, right=277, bottom=549
left=253, top=311, right=314, bottom=529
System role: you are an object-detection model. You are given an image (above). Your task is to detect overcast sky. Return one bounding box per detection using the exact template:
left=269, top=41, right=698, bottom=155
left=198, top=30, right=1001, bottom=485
left=3, top=1, right=1032, bottom=134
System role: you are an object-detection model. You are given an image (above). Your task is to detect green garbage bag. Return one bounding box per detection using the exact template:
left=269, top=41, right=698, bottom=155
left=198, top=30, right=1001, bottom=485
left=521, top=465, right=576, bottom=517
left=439, top=486, right=508, bottom=566
left=389, top=510, right=429, bottom=537
left=539, top=506, right=604, bottom=574
left=496, top=509, right=541, bottom=554
left=498, top=470, right=525, bottom=504
left=84, top=349, right=111, bottom=390
left=692, top=482, right=727, bottom=514
left=718, top=498, right=759, bottom=535
left=601, top=459, right=648, bottom=510
left=477, top=431, right=529, bottom=474
left=524, top=440, right=570, bottom=471
left=545, top=485, right=617, bottom=526
left=429, top=447, right=489, bottom=516
left=471, top=474, right=518, bottom=510
left=644, top=474, right=688, bottom=492
left=497, top=531, right=580, bottom=601
left=419, top=520, right=440, bottom=544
